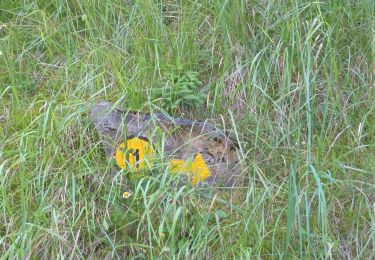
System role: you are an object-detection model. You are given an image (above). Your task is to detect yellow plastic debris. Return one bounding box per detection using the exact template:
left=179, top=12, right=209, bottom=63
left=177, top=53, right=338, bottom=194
left=169, top=153, right=211, bottom=186
left=115, top=137, right=155, bottom=171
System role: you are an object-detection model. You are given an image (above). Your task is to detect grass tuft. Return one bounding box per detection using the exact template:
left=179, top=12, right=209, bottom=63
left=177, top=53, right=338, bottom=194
left=1, top=0, right=374, bottom=258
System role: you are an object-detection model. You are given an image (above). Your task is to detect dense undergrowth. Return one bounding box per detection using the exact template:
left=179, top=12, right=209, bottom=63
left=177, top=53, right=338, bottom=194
left=0, top=0, right=374, bottom=258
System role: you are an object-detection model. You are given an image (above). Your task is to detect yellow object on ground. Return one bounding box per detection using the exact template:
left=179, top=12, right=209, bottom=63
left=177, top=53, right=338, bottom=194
left=115, top=137, right=155, bottom=171
left=122, top=191, right=132, bottom=198
left=115, top=137, right=211, bottom=185
left=169, top=153, right=211, bottom=186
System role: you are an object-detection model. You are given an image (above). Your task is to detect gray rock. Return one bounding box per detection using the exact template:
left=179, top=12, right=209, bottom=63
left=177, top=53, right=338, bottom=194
left=90, top=101, right=242, bottom=187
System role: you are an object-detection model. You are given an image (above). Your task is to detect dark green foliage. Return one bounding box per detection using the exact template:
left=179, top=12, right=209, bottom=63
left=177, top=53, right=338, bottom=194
left=150, top=71, right=206, bottom=113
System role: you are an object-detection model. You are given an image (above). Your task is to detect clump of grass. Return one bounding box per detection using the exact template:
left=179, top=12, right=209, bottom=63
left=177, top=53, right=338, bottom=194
left=0, top=0, right=374, bottom=258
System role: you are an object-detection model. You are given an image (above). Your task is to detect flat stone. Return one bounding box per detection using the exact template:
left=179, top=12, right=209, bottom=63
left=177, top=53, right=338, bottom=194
left=90, top=101, right=242, bottom=187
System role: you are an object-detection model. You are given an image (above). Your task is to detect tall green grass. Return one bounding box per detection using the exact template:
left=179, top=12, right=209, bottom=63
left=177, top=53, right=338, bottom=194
left=1, top=0, right=374, bottom=258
